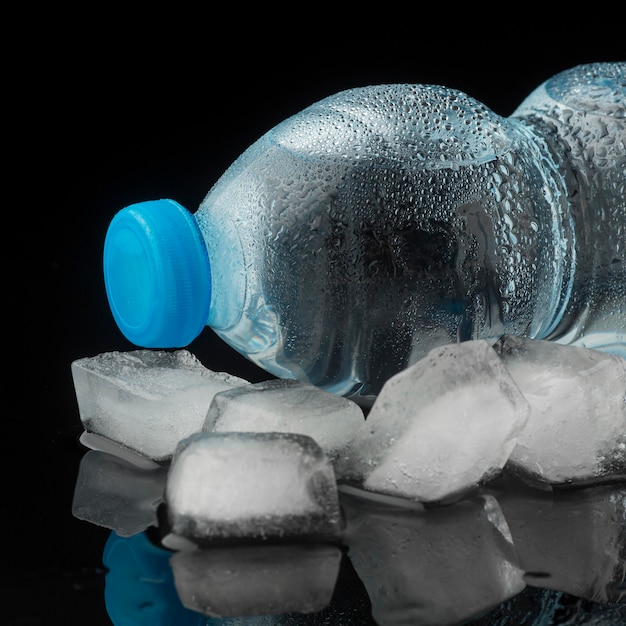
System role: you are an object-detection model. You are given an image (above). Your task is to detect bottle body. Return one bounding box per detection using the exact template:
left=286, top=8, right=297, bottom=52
left=104, top=63, right=625, bottom=403
left=512, top=61, right=625, bottom=354
left=194, top=84, right=579, bottom=400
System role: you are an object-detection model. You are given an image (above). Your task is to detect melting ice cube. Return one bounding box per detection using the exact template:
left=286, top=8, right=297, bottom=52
left=205, top=378, right=364, bottom=463
left=71, top=349, right=248, bottom=462
left=165, top=431, right=343, bottom=545
left=335, top=340, right=530, bottom=503
left=494, top=335, right=626, bottom=484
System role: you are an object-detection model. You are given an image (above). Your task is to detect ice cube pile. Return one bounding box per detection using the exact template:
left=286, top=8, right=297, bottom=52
left=335, top=337, right=625, bottom=499
left=72, top=337, right=625, bottom=510
left=334, top=340, right=530, bottom=502
left=71, top=336, right=625, bottom=620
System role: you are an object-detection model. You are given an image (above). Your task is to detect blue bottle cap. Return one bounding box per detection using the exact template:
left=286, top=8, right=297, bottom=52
left=103, top=199, right=211, bottom=348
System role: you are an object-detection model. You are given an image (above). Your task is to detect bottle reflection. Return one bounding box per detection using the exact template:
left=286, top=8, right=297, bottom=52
left=103, top=531, right=204, bottom=626
left=75, top=451, right=625, bottom=625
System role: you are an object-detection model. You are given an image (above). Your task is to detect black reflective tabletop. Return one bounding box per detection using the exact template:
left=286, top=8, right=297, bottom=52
left=71, top=450, right=626, bottom=625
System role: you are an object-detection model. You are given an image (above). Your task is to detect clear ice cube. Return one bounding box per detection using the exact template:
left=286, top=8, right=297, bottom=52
left=71, top=349, right=248, bottom=462
left=165, top=431, right=343, bottom=545
left=335, top=340, right=530, bottom=503
left=494, top=335, right=626, bottom=484
left=205, top=378, right=364, bottom=463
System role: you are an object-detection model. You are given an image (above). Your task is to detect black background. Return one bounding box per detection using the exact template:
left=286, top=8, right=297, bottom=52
left=7, top=13, right=625, bottom=625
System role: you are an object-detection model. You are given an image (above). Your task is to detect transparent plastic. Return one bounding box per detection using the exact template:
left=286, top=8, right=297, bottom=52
left=104, top=62, right=625, bottom=403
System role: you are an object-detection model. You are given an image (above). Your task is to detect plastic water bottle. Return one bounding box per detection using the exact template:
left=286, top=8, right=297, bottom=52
left=103, top=62, right=625, bottom=403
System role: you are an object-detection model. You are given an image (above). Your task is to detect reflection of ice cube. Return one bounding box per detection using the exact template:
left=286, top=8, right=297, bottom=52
left=72, top=450, right=168, bottom=537
left=205, top=379, right=364, bottom=463
left=165, top=432, right=343, bottom=545
left=498, top=478, right=626, bottom=604
left=340, top=488, right=525, bottom=626
left=171, top=543, right=342, bottom=618
left=494, top=335, right=626, bottom=484
left=78, top=431, right=161, bottom=469
left=71, top=350, right=248, bottom=462
left=335, top=341, right=529, bottom=503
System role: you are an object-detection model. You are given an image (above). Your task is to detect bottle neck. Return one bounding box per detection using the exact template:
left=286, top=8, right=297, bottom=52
left=507, top=120, right=577, bottom=340
left=512, top=71, right=626, bottom=350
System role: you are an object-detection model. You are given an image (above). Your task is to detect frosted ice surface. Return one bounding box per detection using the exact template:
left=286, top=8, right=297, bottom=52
left=165, top=431, right=343, bottom=545
left=494, top=335, right=626, bottom=484
left=72, top=450, right=168, bottom=537
left=334, top=340, right=530, bottom=503
left=205, top=379, right=364, bottom=463
left=71, top=349, right=248, bottom=462
left=171, top=543, right=341, bottom=617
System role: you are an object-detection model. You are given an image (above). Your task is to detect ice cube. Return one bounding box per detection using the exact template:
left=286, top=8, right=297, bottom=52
left=334, top=340, right=530, bottom=503
left=340, top=487, right=525, bottom=626
left=165, top=431, right=343, bottom=545
left=72, top=450, right=168, bottom=537
left=498, top=478, right=626, bottom=604
left=493, top=335, right=626, bottom=484
left=71, top=349, right=249, bottom=462
left=204, top=379, right=364, bottom=463
left=171, top=543, right=342, bottom=618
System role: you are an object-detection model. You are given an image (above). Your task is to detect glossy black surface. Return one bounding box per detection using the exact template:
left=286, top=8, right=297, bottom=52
left=10, top=19, right=625, bottom=624
left=72, top=450, right=625, bottom=624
